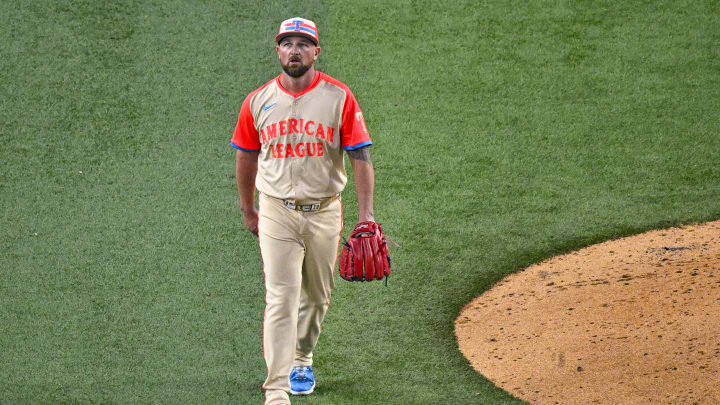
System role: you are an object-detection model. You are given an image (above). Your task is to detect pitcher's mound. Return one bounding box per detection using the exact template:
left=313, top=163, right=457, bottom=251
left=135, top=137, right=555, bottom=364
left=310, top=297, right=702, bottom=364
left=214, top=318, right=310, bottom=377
left=455, top=221, right=720, bottom=405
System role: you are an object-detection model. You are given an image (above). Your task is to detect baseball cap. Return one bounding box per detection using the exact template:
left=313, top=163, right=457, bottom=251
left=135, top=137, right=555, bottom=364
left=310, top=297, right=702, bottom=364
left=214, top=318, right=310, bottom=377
left=275, top=17, right=318, bottom=45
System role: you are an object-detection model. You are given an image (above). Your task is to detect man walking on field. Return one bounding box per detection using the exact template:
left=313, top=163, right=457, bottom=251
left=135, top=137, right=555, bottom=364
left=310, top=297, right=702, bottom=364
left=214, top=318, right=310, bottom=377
left=231, top=17, right=377, bottom=405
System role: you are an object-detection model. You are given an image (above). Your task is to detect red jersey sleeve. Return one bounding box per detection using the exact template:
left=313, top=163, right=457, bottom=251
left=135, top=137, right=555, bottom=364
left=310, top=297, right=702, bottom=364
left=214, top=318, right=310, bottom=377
left=231, top=94, right=261, bottom=151
left=340, top=89, right=372, bottom=151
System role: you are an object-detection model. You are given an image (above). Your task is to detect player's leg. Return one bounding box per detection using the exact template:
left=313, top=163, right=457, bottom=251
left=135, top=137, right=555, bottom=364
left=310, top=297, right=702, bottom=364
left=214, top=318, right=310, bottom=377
left=295, top=198, right=342, bottom=366
left=258, top=194, right=304, bottom=405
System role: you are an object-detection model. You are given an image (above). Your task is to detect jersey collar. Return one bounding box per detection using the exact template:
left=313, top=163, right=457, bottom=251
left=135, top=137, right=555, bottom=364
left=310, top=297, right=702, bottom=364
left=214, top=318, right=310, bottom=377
left=276, top=71, right=322, bottom=98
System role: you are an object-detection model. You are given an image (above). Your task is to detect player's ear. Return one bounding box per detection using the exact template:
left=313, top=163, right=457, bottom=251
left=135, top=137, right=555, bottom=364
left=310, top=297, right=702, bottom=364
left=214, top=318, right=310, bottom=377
left=313, top=46, right=321, bottom=60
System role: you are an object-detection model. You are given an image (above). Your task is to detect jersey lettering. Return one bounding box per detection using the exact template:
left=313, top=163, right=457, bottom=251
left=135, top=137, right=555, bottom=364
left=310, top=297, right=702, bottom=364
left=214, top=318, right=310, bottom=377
left=263, top=124, right=278, bottom=141
left=269, top=142, right=325, bottom=159
left=288, top=118, right=299, bottom=134
left=260, top=119, right=335, bottom=145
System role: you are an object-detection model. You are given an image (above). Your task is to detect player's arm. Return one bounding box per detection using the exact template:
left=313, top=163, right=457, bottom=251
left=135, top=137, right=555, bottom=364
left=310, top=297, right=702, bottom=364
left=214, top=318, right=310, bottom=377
left=236, top=149, right=260, bottom=236
left=347, top=146, right=375, bottom=223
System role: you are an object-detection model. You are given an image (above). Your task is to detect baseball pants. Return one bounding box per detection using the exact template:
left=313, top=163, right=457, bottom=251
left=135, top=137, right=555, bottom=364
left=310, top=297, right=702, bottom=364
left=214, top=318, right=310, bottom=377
left=258, top=193, right=342, bottom=405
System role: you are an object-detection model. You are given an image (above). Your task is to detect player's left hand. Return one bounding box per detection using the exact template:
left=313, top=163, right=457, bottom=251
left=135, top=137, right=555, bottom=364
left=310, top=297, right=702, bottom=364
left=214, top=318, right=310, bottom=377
left=339, top=221, right=391, bottom=282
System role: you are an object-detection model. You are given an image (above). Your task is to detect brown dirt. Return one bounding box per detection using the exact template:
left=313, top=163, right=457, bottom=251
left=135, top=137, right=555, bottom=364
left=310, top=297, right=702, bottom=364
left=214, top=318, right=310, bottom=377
left=455, top=220, right=720, bottom=405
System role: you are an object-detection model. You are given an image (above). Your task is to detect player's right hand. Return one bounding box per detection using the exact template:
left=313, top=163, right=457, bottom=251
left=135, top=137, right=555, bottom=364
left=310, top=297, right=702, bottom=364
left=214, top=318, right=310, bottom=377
left=242, top=208, right=259, bottom=237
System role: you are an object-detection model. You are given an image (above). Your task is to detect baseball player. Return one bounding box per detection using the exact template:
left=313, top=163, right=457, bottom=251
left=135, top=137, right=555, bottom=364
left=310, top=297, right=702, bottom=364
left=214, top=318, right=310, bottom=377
left=231, top=17, right=376, bottom=405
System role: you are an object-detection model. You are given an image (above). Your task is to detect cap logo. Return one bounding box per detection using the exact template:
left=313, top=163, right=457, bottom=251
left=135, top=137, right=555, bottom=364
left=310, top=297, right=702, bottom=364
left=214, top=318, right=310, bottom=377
left=283, top=20, right=317, bottom=38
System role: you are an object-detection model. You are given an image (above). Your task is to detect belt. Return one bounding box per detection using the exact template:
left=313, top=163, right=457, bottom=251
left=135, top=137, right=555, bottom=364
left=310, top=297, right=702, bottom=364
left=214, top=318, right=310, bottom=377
left=283, top=194, right=340, bottom=212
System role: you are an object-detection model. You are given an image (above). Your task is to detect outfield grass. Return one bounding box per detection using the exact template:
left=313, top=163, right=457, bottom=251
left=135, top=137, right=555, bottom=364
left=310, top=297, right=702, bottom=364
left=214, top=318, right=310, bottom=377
left=2, top=1, right=718, bottom=404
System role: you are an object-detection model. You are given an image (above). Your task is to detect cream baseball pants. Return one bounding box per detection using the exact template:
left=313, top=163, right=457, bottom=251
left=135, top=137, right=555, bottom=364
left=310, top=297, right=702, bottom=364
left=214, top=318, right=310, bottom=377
left=258, top=193, right=342, bottom=405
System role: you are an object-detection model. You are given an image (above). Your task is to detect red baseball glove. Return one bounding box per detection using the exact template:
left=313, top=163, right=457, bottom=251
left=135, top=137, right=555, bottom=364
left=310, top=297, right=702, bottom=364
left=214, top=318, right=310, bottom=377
left=339, top=221, right=391, bottom=282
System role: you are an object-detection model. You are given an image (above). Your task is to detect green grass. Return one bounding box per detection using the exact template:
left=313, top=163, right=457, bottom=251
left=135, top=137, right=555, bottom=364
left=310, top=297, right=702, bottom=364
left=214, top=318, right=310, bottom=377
left=2, top=0, right=719, bottom=404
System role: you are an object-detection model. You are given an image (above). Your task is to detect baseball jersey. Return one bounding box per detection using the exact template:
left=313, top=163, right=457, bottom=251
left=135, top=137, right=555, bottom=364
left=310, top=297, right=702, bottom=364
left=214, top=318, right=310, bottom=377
left=231, top=71, right=372, bottom=201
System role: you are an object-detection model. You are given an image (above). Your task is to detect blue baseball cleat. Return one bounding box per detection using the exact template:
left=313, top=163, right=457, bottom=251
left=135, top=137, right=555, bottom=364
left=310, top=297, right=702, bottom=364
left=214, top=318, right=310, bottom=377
left=289, top=366, right=315, bottom=395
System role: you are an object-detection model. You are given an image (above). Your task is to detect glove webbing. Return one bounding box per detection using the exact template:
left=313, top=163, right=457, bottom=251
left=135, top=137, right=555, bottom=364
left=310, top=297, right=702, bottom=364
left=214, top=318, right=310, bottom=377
left=341, top=237, right=390, bottom=286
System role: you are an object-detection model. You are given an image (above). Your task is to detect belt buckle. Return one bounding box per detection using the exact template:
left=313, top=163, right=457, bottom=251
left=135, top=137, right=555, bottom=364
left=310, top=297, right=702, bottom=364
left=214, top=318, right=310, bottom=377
left=299, top=203, right=319, bottom=212
left=284, top=200, right=321, bottom=212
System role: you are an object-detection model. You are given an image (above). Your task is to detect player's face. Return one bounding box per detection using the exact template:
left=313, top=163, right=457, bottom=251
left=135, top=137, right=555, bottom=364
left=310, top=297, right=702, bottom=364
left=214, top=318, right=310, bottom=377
left=277, top=36, right=321, bottom=78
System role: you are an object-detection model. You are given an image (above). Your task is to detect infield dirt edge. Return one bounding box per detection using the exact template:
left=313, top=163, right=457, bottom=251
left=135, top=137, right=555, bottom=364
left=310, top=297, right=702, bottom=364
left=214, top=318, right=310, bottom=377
left=455, top=220, right=720, bottom=404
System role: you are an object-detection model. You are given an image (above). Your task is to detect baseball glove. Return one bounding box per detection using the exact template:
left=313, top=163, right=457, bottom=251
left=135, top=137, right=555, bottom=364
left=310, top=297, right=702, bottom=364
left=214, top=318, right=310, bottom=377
left=339, top=221, right=391, bottom=282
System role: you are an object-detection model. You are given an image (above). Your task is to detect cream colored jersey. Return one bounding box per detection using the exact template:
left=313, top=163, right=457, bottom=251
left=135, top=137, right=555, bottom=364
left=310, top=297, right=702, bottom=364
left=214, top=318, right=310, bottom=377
left=232, top=71, right=372, bottom=201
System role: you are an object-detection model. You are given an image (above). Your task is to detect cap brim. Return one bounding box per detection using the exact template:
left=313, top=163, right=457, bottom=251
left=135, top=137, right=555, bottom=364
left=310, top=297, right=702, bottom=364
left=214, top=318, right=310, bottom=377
left=275, top=32, right=318, bottom=45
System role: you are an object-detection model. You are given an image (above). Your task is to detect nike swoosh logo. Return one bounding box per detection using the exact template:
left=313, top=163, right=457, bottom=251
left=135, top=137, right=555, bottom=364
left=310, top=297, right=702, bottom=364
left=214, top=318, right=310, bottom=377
left=262, top=103, right=276, bottom=111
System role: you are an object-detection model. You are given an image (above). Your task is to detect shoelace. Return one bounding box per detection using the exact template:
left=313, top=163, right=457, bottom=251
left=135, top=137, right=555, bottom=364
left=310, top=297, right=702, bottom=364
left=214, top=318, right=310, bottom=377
left=294, top=367, right=309, bottom=381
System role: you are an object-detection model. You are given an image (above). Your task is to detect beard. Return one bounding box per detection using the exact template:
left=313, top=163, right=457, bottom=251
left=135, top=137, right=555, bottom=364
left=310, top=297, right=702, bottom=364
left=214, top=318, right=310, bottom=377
left=281, top=60, right=311, bottom=78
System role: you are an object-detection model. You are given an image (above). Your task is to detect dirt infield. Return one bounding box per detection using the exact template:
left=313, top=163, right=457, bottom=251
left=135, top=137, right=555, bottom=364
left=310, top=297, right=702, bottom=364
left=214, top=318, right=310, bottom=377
left=455, top=221, right=720, bottom=404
